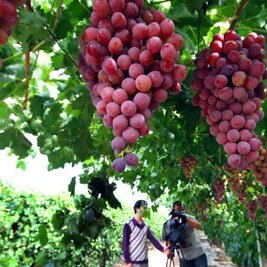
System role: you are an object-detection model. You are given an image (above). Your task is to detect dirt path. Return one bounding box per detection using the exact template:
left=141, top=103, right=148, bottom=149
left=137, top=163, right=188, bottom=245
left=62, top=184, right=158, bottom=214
left=148, top=232, right=237, bottom=267
left=115, top=231, right=237, bottom=267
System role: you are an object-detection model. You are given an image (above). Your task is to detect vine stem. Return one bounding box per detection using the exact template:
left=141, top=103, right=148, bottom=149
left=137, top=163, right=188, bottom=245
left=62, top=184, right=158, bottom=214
left=150, top=0, right=170, bottom=4
left=25, top=1, right=78, bottom=69
left=23, top=0, right=32, bottom=110
left=229, top=0, right=248, bottom=30
left=52, top=0, right=63, bottom=32
left=2, top=53, right=22, bottom=62
left=23, top=51, right=30, bottom=110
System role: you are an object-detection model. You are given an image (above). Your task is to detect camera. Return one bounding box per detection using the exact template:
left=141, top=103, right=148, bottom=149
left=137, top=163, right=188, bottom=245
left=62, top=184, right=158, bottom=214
left=163, top=210, right=187, bottom=254
left=169, top=210, right=187, bottom=224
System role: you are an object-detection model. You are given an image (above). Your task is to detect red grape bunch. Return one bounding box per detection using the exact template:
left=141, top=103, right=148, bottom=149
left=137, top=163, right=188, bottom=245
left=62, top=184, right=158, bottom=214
left=191, top=30, right=266, bottom=170
left=0, top=0, right=23, bottom=68
left=212, top=177, right=225, bottom=202
left=78, top=0, right=187, bottom=172
left=179, top=155, right=197, bottom=178
left=246, top=199, right=258, bottom=220
left=225, top=167, right=248, bottom=202
left=258, top=195, right=267, bottom=219
left=250, top=146, right=267, bottom=186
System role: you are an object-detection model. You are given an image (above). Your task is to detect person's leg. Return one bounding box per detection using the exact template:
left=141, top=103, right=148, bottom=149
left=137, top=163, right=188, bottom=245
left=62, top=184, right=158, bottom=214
left=179, top=258, right=191, bottom=267
left=192, top=253, right=208, bottom=267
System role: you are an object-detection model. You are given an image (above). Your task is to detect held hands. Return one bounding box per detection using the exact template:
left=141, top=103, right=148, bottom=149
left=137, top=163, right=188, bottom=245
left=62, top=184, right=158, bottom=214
left=126, top=264, right=133, bottom=267
left=164, top=247, right=171, bottom=256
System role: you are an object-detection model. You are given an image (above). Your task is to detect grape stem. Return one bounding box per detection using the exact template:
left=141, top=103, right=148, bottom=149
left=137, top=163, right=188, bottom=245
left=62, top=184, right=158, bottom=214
left=229, top=0, right=248, bottom=30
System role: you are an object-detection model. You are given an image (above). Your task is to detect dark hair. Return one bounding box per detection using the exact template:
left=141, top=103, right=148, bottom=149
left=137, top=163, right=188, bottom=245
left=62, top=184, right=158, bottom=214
left=172, top=200, right=182, bottom=208
left=133, top=200, right=147, bottom=213
left=169, top=201, right=183, bottom=216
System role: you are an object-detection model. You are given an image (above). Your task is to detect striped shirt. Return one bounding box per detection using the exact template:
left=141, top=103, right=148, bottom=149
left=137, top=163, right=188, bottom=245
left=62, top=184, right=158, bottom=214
left=122, top=218, right=164, bottom=264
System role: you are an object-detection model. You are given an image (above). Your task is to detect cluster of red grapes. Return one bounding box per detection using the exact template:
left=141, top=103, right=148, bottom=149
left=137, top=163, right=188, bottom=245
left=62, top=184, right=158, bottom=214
left=225, top=167, right=248, bottom=202
left=179, top=155, right=198, bottom=178
left=195, top=202, right=209, bottom=222
left=246, top=200, right=257, bottom=220
left=258, top=195, right=267, bottom=219
left=0, top=0, right=23, bottom=68
left=191, top=30, right=266, bottom=170
left=78, top=0, right=187, bottom=172
left=212, top=177, right=225, bottom=202
left=250, top=146, right=267, bottom=186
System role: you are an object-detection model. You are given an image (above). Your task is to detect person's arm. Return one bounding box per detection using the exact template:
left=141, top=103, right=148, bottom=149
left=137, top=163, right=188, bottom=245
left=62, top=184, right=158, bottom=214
left=147, top=228, right=164, bottom=252
left=122, top=223, right=132, bottom=264
left=186, top=215, right=201, bottom=230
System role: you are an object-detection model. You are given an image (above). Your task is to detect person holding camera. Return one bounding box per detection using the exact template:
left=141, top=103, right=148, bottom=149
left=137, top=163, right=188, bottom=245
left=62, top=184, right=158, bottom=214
left=163, top=200, right=208, bottom=267
left=122, top=200, right=170, bottom=267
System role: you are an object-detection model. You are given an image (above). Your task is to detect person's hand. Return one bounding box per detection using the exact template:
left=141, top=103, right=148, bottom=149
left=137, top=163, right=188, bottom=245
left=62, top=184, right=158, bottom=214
left=164, top=247, right=171, bottom=255
left=126, top=263, right=133, bottom=267
left=178, top=212, right=187, bottom=224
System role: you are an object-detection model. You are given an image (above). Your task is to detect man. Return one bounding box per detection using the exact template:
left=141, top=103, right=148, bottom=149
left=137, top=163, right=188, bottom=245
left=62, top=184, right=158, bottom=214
left=122, top=200, right=169, bottom=267
left=163, top=200, right=208, bottom=267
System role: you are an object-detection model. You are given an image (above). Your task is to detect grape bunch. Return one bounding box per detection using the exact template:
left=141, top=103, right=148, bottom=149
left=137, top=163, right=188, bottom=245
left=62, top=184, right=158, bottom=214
left=0, top=0, right=23, bottom=67
left=191, top=30, right=266, bottom=170
left=78, top=0, right=187, bottom=172
left=258, top=195, right=267, bottom=219
left=179, top=155, right=197, bottom=178
left=250, top=146, right=267, bottom=186
left=225, top=168, right=248, bottom=202
left=246, top=199, right=258, bottom=220
left=212, top=177, right=225, bottom=202
left=222, top=163, right=240, bottom=175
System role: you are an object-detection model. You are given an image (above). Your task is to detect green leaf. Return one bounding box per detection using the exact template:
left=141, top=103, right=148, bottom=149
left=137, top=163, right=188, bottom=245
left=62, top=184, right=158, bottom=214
left=247, top=187, right=256, bottom=193
left=55, top=251, right=67, bottom=261
left=52, top=210, right=65, bottom=231
left=16, top=160, right=27, bottom=170
left=88, top=224, right=99, bottom=238
left=68, top=0, right=88, bottom=19
left=36, top=251, right=48, bottom=267
left=30, top=95, right=53, bottom=118
left=13, top=11, right=50, bottom=50
left=61, top=231, right=72, bottom=245
left=0, top=130, right=12, bottom=149
left=184, top=106, right=200, bottom=137
left=0, top=101, right=10, bottom=119
left=55, top=10, right=73, bottom=39
left=185, top=0, right=205, bottom=13
left=38, top=225, right=48, bottom=246
left=80, top=174, right=90, bottom=184
left=68, top=177, right=76, bottom=197
left=0, top=128, right=32, bottom=157
left=51, top=54, right=64, bottom=69
left=0, top=258, right=18, bottom=267
left=10, top=128, right=32, bottom=158
left=203, top=135, right=218, bottom=156
left=0, top=84, right=16, bottom=100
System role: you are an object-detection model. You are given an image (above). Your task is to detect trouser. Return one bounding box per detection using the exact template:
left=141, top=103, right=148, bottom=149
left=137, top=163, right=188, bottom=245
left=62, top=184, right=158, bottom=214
left=133, top=264, right=148, bottom=267
left=179, top=253, right=208, bottom=267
